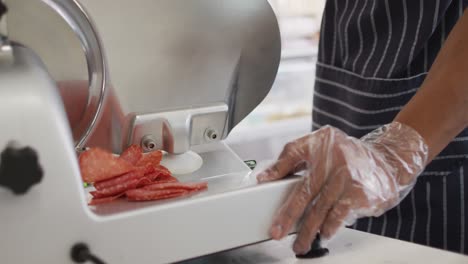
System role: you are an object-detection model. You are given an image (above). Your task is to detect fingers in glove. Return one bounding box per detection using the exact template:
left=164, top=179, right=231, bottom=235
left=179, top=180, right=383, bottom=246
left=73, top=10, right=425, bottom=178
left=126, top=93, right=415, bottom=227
left=293, top=174, right=346, bottom=255
left=270, top=178, right=314, bottom=240
left=257, top=141, right=306, bottom=182
left=320, top=199, right=352, bottom=240
left=258, top=134, right=324, bottom=182
left=269, top=159, right=329, bottom=240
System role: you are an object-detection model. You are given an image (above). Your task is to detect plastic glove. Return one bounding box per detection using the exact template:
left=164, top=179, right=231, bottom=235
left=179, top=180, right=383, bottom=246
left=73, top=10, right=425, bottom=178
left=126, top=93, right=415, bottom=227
left=257, top=122, right=428, bottom=255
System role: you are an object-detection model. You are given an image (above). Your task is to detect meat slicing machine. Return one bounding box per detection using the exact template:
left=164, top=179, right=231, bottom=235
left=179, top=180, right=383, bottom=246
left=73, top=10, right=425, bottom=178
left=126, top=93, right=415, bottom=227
left=0, top=0, right=303, bottom=263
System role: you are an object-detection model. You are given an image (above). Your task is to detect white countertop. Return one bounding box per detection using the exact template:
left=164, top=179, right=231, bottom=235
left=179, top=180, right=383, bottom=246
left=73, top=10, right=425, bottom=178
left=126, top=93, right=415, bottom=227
left=183, top=228, right=468, bottom=264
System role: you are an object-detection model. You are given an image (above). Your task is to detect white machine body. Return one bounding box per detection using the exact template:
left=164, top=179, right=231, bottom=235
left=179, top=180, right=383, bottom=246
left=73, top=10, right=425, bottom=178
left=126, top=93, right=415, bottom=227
left=0, top=1, right=301, bottom=263
left=0, top=45, right=299, bottom=263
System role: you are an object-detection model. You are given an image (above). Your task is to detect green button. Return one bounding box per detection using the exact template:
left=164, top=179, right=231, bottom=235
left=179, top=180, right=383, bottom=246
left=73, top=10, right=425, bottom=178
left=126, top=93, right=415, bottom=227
left=244, top=160, right=257, bottom=170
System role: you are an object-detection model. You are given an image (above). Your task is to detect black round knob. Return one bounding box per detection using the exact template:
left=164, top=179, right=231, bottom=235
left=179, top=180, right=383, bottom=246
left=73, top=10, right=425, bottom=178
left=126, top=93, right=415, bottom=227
left=295, top=233, right=330, bottom=259
left=0, top=2, right=7, bottom=19
left=71, top=243, right=106, bottom=264
left=0, top=144, right=43, bottom=195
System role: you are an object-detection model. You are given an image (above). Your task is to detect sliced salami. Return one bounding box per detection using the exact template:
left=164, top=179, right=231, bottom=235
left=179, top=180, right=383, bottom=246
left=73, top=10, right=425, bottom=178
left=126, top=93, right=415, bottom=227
left=120, top=145, right=143, bottom=165
left=136, top=150, right=163, bottom=167
left=152, top=177, right=179, bottom=184
left=88, top=193, right=125, bottom=205
left=125, top=188, right=187, bottom=201
left=153, top=165, right=171, bottom=177
left=143, top=182, right=208, bottom=191
left=82, top=146, right=208, bottom=206
left=79, top=148, right=134, bottom=183
left=91, top=173, right=161, bottom=198
left=90, top=170, right=146, bottom=198
left=155, top=164, right=170, bottom=173
left=93, top=166, right=150, bottom=190
left=144, top=171, right=162, bottom=181
left=129, top=192, right=187, bottom=202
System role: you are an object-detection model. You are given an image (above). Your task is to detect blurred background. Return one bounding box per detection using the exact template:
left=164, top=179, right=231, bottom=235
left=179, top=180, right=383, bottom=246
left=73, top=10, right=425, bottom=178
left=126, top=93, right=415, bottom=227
left=226, top=0, right=326, bottom=161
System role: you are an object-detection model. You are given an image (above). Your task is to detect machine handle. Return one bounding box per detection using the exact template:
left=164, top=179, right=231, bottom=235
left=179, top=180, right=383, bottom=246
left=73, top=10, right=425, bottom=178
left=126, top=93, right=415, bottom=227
left=71, top=243, right=107, bottom=264
left=41, top=0, right=108, bottom=151
left=295, top=234, right=329, bottom=259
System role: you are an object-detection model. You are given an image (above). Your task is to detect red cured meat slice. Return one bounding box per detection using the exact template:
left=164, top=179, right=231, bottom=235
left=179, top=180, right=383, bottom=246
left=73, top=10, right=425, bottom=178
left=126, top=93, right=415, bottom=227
left=80, top=148, right=133, bottom=183
left=135, top=178, right=152, bottom=189
left=187, top=188, right=206, bottom=195
left=183, top=188, right=208, bottom=197
left=93, top=166, right=151, bottom=190
left=93, top=170, right=137, bottom=190
left=144, top=171, right=162, bottom=181
left=129, top=191, right=187, bottom=202
left=125, top=188, right=187, bottom=201
left=82, top=146, right=209, bottom=205
left=88, top=193, right=125, bottom=205
left=143, top=164, right=157, bottom=174
left=120, top=145, right=143, bottom=165
left=143, top=182, right=208, bottom=191
left=91, top=173, right=160, bottom=199
left=156, top=170, right=175, bottom=180
left=154, top=164, right=170, bottom=174
left=156, top=172, right=171, bottom=180
left=155, top=176, right=178, bottom=184
left=157, top=172, right=172, bottom=180
left=152, top=177, right=179, bottom=184
left=136, top=150, right=163, bottom=167
left=155, top=164, right=170, bottom=172
left=90, top=170, right=146, bottom=198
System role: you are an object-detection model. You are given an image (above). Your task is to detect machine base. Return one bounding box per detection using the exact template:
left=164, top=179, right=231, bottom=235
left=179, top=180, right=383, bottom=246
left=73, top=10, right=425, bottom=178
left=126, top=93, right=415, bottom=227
left=82, top=142, right=300, bottom=263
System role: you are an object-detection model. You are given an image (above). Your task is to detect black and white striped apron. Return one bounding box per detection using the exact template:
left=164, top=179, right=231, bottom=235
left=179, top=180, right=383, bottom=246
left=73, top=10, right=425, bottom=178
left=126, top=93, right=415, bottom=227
left=314, top=0, right=468, bottom=253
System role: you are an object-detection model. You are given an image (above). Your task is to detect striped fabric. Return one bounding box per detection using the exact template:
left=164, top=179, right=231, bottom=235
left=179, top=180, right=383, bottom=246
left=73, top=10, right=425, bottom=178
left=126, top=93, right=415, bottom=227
left=353, top=164, right=468, bottom=252
left=314, top=0, right=468, bottom=253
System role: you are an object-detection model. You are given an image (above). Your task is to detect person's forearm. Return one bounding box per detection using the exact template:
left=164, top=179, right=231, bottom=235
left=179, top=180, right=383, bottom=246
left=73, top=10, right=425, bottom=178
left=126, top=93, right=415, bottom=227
left=395, top=9, right=468, bottom=162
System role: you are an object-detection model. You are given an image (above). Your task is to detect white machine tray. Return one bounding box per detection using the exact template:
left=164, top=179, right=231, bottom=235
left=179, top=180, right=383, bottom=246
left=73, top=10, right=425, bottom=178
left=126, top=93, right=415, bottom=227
left=81, top=142, right=298, bottom=263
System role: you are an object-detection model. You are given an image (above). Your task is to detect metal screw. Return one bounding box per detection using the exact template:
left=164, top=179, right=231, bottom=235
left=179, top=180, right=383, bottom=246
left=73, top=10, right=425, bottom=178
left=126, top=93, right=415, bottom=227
left=141, top=135, right=158, bottom=152
left=204, top=128, right=219, bottom=142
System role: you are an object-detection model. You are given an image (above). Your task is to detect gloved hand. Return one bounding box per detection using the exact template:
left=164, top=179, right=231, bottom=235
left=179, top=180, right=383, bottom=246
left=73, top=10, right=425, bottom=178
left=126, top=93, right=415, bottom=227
left=257, top=122, right=428, bottom=254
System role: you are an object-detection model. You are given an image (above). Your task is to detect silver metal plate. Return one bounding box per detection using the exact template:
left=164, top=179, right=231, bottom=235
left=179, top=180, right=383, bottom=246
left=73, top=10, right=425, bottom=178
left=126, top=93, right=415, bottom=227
left=5, top=0, right=109, bottom=150
left=6, top=0, right=281, bottom=153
